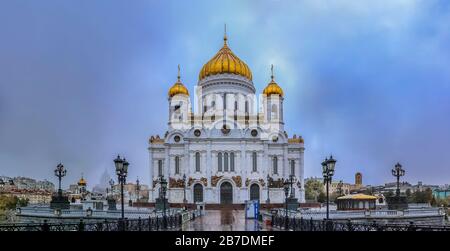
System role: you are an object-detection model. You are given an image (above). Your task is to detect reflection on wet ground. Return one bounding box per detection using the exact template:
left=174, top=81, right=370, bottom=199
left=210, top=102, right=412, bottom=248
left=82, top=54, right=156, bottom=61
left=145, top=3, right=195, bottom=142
left=182, top=209, right=276, bottom=231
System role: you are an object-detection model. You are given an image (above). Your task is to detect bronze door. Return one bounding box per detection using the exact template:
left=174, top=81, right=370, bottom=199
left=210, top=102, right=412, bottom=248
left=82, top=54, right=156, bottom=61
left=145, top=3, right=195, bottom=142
left=250, top=184, right=260, bottom=201
left=220, top=182, right=233, bottom=204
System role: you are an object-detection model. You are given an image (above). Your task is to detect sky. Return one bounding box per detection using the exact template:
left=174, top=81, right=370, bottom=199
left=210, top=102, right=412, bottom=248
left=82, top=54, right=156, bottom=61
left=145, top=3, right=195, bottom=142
left=1, top=0, right=450, bottom=189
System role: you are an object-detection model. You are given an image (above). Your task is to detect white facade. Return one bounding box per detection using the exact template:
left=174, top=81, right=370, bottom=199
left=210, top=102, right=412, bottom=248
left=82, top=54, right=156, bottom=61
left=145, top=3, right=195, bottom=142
left=148, top=42, right=305, bottom=205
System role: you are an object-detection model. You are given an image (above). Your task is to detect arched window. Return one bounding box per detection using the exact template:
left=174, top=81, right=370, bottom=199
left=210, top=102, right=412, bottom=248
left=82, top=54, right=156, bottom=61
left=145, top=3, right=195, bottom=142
left=224, top=152, right=229, bottom=172
left=158, top=160, right=163, bottom=177
left=234, top=101, right=238, bottom=111
left=230, top=152, right=235, bottom=172
left=290, top=160, right=295, bottom=176
left=175, top=156, right=180, bottom=175
left=245, top=101, right=249, bottom=114
left=195, top=152, right=201, bottom=172
left=273, top=156, right=278, bottom=175
left=218, top=152, right=223, bottom=172
left=252, top=152, right=257, bottom=172
left=193, top=184, right=203, bottom=202
left=271, top=104, right=278, bottom=119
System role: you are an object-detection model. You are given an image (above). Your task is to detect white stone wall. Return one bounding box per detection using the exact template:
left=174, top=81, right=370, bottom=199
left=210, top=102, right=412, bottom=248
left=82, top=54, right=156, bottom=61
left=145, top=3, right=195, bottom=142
left=149, top=73, right=305, bottom=204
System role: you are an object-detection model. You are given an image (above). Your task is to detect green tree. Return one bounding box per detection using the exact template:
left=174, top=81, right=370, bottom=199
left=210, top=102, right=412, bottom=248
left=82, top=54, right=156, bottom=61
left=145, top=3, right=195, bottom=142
left=383, top=190, right=394, bottom=198
left=412, top=188, right=433, bottom=203
left=317, top=192, right=327, bottom=203
left=0, top=195, right=19, bottom=210
left=362, top=187, right=375, bottom=196
left=405, top=189, right=412, bottom=203
left=305, top=179, right=324, bottom=201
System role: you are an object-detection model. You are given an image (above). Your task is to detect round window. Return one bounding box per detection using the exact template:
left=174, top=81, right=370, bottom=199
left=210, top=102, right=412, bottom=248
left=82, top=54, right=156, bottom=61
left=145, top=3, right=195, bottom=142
left=251, top=129, right=258, bottom=137
left=194, top=129, right=201, bottom=137
left=174, top=135, right=180, bottom=142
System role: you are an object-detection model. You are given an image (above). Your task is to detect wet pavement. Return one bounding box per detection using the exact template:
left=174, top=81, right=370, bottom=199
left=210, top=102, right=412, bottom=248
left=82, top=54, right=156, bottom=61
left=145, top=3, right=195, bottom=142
left=182, top=209, right=276, bottom=231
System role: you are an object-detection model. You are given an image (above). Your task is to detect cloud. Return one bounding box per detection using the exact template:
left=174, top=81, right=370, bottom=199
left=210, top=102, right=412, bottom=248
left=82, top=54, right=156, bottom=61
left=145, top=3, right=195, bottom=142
left=0, top=0, right=449, bottom=187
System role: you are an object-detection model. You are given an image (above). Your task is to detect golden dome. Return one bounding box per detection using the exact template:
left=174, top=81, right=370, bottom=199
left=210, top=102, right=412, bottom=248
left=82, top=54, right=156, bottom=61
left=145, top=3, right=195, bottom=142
left=78, top=176, right=86, bottom=186
left=168, top=65, right=189, bottom=97
left=263, top=65, right=283, bottom=97
left=199, top=33, right=252, bottom=81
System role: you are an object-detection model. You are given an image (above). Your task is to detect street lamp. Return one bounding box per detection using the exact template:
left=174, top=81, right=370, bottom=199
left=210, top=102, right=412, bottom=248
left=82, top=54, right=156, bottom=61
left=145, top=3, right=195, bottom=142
left=159, top=175, right=168, bottom=228
left=283, top=180, right=290, bottom=230
left=266, top=174, right=271, bottom=206
left=392, top=162, right=405, bottom=197
left=322, top=155, right=336, bottom=221
left=54, top=163, right=67, bottom=197
left=114, top=155, right=129, bottom=224
left=136, top=177, right=140, bottom=207
left=289, top=174, right=295, bottom=198
left=182, top=174, right=187, bottom=207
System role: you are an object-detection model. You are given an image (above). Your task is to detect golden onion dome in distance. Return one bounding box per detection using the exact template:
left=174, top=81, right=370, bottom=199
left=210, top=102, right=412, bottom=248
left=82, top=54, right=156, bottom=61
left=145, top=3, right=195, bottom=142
left=168, top=65, right=189, bottom=97
left=78, top=175, right=87, bottom=186
left=263, top=64, right=284, bottom=97
left=199, top=25, right=252, bottom=81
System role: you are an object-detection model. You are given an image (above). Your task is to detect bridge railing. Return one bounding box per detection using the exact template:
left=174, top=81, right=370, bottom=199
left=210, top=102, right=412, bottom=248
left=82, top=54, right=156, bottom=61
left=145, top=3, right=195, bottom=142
left=0, top=213, right=184, bottom=231
left=271, top=215, right=450, bottom=231
left=17, top=206, right=181, bottom=219
left=275, top=208, right=443, bottom=220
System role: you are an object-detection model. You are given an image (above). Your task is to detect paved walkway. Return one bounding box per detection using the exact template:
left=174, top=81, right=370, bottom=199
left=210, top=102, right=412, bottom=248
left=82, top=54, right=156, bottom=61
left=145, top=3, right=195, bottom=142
left=182, top=209, right=276, bottom=231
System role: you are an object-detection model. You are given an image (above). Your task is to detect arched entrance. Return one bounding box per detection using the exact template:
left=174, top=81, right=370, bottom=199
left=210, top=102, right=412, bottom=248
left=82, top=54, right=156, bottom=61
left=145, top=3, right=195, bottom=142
left=220, top=182, right=233, bottom=204
left=193, top=184, right=203, bottom=202
left=250, top=184, right=260, bottom=201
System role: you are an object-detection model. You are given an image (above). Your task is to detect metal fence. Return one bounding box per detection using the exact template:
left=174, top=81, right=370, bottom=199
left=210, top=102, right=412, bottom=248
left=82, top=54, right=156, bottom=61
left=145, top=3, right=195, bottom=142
left=275, top=208, right=444, bottom=220
left=0, top=214, right=183, bottom=231
left=271, top=215, right=450, bottom=231
left=16, top=206, right=181, bottom=219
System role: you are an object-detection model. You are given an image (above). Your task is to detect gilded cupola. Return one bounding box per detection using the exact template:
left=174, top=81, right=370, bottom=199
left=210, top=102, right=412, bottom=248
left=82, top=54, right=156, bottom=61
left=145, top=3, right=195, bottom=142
left=168, top=65, right=189, bottom=97
left=263, top=65, right=284, bottom=97
left=199, top=28, right=252, bottom=81
left=78, top=175, right=87, bottom=186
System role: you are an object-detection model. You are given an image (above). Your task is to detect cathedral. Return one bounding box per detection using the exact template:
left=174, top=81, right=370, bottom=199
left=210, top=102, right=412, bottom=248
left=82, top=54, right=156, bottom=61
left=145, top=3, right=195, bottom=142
left=148, top=32, right=305, bottom=205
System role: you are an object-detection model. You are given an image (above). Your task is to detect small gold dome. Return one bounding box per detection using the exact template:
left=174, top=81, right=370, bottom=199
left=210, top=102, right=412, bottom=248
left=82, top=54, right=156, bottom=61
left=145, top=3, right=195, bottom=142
left=263, top=65, right=283, bottom=97
left=78, top=177, right=86, bottom=186
left=199, top=34, right=252, bottom=81
left=168, top=82, right=189, bottom=97
left=168, top=66, right=189, bottom=97
left=263, top=80, right=284, bottom=97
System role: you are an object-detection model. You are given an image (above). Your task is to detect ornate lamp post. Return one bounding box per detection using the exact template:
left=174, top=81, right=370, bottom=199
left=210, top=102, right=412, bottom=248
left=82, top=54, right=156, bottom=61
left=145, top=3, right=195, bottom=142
left=266, top=174, right=271, bottom=206
left=182, top=174, right=187, bottom=207
left=114, top=155, right=129, bottom=222
left=136, top=177, right=140, bottom=208
left=159, top=175, right=168, bottom=228
left=322, top=155, right=336, bottom=221
left=54, top=163, right=67, bottom=197
left=289, top=174, right=295, bottom=198
left=392, top=162, right=405, bottom=197
left=283, top=180, right=290, bottom=230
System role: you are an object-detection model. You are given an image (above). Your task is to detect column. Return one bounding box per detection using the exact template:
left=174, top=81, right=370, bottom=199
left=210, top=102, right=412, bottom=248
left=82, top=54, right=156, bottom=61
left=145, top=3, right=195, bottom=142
left=164, top=147, right=170, bottom=180
left=206, top=142, right=212, bottom=187
left=240, top=140, right=247, bottom=183
left=184, top=143, right=190, bottom=176
left=283, top=146, right=288, bottom=178
left=263, top=142, right=269, bottom=203
left=149, top=147, right=154, bottom=202
left=299, top=147, right=305, bottom=202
